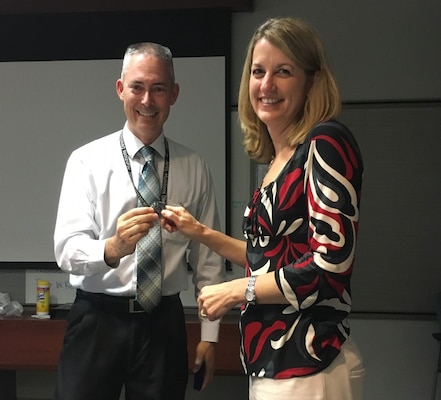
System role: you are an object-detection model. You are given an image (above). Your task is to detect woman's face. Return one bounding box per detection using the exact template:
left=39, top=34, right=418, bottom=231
left=249, top=38, right=311, bottom=135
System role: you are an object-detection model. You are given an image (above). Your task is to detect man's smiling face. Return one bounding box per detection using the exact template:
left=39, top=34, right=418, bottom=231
left=116, top=53, right=179, bottom=144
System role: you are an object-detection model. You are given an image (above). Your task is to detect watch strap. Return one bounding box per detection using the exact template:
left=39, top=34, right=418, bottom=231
left=245, top=275, right=257, bottom=304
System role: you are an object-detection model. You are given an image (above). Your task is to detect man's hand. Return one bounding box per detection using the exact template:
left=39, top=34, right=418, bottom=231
left=104, top=207, right=158, bottom=267
left=193, top=341, right=216, bottom=391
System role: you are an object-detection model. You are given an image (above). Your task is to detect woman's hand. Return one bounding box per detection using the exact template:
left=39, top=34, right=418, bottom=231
left=160, top=205, right=204, bottom=240
left=198, top=274, right=288, bottom=319
left=161, top=204, right=248, bottom=268
left=197, top=279, right=247, bottom=321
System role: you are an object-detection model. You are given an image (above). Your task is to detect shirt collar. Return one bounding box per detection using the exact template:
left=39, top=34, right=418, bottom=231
left=122, top=122, right=166, bottom=160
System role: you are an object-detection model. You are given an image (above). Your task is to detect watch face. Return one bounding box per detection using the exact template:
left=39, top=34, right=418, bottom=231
left=245, top=291, right=254, bottom=302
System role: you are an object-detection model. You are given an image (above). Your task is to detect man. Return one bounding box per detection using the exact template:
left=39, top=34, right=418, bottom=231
left=54, top=42, right=225, bottom=400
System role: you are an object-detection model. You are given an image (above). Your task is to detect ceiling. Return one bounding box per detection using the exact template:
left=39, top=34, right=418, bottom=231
left=0, top=0, right=254, bottom=15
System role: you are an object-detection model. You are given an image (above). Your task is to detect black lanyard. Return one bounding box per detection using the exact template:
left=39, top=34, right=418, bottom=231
left=119, top=132, right=170, bottom=206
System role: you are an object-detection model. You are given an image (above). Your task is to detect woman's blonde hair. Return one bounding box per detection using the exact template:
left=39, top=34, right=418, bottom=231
left=238, top=17, right=341, bottom=163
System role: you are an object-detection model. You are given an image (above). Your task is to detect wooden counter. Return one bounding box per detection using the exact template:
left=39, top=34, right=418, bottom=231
left=0, top=310, right=243, bottom=399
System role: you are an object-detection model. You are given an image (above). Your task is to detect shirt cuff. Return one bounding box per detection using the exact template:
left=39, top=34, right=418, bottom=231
left=86, top=239, right=115, bottom=274
left=200, top=318, right=221, bottom=342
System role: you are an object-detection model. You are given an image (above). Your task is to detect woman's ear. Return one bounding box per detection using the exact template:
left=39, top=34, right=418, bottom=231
left=308, top=70, right=318, bottom=91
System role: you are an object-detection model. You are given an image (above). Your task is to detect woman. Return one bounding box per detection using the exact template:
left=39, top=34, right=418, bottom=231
left=162, top=17, right=365, bottom=400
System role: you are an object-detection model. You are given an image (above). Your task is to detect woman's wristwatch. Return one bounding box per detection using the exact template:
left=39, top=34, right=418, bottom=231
left=245, top=275, right=257, bottom=305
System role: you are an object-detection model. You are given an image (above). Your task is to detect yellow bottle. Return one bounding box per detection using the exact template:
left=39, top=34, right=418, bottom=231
left=36, top=279, right=50, bottom=315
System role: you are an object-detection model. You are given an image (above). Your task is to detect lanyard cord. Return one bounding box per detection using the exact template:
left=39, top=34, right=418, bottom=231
left=119, top=132, right=169, bottom=206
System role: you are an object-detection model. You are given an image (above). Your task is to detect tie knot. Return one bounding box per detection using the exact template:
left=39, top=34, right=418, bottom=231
left=139, top=146, right=155, bottom=162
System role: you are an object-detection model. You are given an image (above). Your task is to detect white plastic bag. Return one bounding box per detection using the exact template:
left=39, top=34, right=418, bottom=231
left=0, top=292, right=23, bottom=316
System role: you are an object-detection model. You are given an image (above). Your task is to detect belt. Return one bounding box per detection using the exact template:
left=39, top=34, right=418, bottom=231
left=76, top=289, right=180, bottom=314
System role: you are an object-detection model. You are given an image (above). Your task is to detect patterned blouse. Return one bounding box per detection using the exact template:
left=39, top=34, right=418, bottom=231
left=240, top=120, right=363, bottom=379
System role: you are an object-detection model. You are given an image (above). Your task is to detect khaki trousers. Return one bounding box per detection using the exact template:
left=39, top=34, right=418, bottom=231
left=249, top=336, right=365, bottom=400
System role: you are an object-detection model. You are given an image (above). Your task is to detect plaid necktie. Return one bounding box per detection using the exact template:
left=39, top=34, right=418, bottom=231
left=136, top=146, right=162, bottom=312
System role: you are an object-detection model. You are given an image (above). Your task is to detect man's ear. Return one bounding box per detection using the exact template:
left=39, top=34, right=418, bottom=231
left=116, top=79, right=124, bottom=101
left=171, top=83, right=180, bottom=105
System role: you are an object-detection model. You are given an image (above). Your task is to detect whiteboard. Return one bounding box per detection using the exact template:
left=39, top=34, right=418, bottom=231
left=0, top=57, right=226, bottom=263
